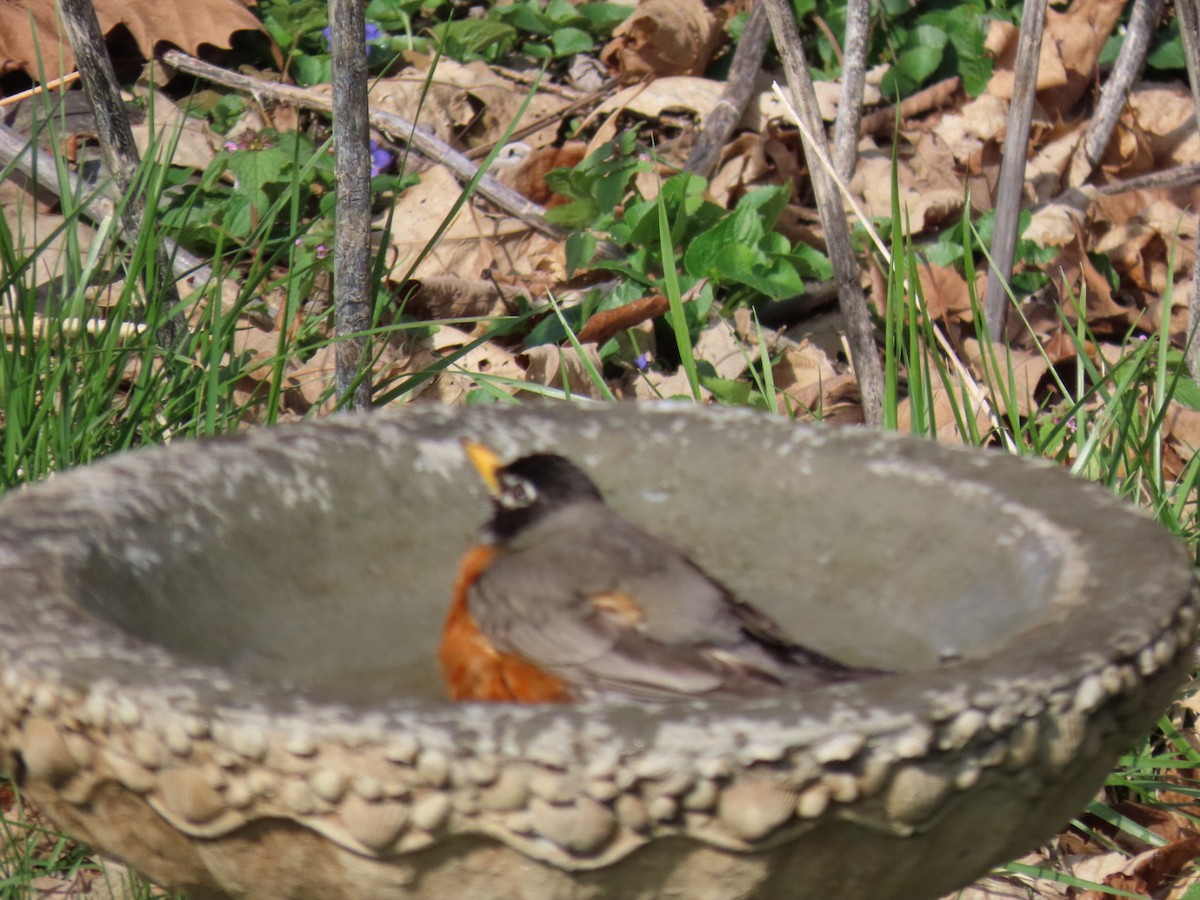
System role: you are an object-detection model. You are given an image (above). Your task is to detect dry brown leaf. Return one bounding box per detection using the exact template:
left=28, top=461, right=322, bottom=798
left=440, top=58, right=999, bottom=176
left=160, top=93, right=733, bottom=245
left=386, top=164, right=565, bottom=284
left=403, top=276, right=506, bottom=323
left=1166, top=400, right=1200, bottom=460
left=1046, top=232, right=1138, bottom=330
left=1169, top=867, right=1200, bottom=900
left=897, top=377, right=991, bottom=444
left=597, top=76, right=725, bottom=122
left=520, top=343, right=604, bottom=398
left=916, top=259, right=974, bottom=323
left=708, top=129, right=802, bottom=207
left=0, top=204, right=94, bottom=287
left=402, top=324, right=524, bottom=404
left=497, top=143, right=588, bottom=207
left=852, top=141, right=963, bottom=233
left=782, top=370, right=862, bottom=424
left=1026, top=121, right=1087, bottom=201
left=356, top=60, right=568, bottom=151
left=770, top=338, right=838, bottom=396
left=0, top=0, right=268, bottom=82
left=985, top=0, right=1125, bottom=111
left=1092, top=113, right=1156, bottom=179
left=0, top=2, right=72, bottom=80
left=964, top=338, right=1049, bottom=417
left=576, top=292, right=670, bottom=344
left=288, top=344, right=337, bottom=412
left=1066, top=850, right=1132, bottom=889
left=1079, top=837, right=1200, bottom=900
left=693, top=318, right=747, bottom=381
left=1111, top=798, right=1200, bottom=845
left=1126, top=85, right=1200, bottom=168
left=1093, top=199, right=1196, bottom=295
left=347, top=76, right=475, bottom=147
left=938, top=874, right=1051, bottom=899
left=757, top=72, right=884, bottom=123
left=1040, top=329, right=1084, bottom=366
left=600, top=0, right=723, bottom=83
left=1024, top=199, right=1088, bottom=248
left=129, top=91, right=218, bottom=171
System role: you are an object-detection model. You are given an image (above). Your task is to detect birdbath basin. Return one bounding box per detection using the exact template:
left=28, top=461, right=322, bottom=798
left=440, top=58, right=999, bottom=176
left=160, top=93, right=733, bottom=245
left=0, top=404, right=1194, bottom=900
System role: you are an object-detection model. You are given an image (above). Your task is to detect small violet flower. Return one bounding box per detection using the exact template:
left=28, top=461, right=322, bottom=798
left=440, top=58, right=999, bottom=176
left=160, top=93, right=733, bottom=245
left=633, top=352, right=652, bottom=372
left=323, top=23, right=385, bottom=53
left=369, top=139, right=393, bottom=177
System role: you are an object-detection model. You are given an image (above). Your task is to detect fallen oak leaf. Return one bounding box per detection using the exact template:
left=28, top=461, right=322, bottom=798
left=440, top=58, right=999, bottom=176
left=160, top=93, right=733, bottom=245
left=0, top=0, right=270, bottom=82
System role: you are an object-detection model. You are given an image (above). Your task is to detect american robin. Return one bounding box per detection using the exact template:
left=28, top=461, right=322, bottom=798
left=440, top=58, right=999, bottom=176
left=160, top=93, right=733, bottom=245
left=439, top=442, right=881, bottom=703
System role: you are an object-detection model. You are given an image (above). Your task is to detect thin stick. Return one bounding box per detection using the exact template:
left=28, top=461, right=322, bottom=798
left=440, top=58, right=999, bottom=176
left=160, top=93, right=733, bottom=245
left=0, top=72, right=80, bottom=108
left=762, top=0, right=884, bottom=425
left=1177, top=0, right=1200, bottom=381
left=464, top=84, right=613, bottom=161
left=832, top=0, right=870, bottom=183
left=161, top=50, right=564, bottom=242
left=981, top=0, right=1048, bottom=342
left=684, top=1, right=770, bottom=179
left=58, top=0, right=185, bottom=347
left=1068, top=0, right=1165, bottom=187
left=329, top=0, right=373, bottom=410
left=858, top=76, right=960, bottom=135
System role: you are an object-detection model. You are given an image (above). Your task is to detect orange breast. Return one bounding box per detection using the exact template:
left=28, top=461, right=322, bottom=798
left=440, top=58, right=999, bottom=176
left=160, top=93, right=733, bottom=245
left=439, top=544, right=572, bottom=703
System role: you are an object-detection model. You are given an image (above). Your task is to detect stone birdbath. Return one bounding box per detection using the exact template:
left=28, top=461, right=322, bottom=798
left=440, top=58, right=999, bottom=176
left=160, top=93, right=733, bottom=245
left=0, top=405, right=1193, bottom=900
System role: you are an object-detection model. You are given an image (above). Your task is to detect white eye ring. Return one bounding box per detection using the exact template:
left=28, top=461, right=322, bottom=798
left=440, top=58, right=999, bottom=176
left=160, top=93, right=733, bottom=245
left=500, top=476, right=537, bottom=508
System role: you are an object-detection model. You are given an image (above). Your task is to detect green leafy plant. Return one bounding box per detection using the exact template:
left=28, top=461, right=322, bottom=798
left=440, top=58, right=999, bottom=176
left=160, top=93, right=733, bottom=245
left=160, top=130, right=335, bottom=253
left=789, top=0, right=992, bottom=98
left=547, top=134, right=831, bottom=302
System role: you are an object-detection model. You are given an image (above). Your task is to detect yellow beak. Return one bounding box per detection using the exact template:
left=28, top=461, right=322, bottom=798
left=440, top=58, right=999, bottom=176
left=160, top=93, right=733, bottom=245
left=462, top=441, right=503, bottom=497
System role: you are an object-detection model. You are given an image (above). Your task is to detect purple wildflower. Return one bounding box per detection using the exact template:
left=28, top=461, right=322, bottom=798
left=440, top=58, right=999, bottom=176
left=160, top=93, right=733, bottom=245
left=369, top=139, right=393, bottom=177
left=323, top=23, right=385, bottom=52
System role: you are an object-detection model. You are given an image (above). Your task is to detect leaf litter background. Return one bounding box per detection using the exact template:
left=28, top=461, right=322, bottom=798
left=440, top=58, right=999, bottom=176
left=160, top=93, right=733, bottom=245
left=3, top=0, right=1200, bottom=895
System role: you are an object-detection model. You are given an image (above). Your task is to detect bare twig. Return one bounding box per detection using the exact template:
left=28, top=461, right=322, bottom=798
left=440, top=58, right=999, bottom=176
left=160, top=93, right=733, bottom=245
left=684, top=1, right=770, bottom=179
left=1068, top=0, right=1165, bottom=187
left=981, top=0, right=1048, bottom=342
left=0, top=72, right=80, bottom=109
left=762, top=0, right=884, bottom=425
left=464, top=83, right=613, bottom=161
left=161, top=50, right=565, bottom=242
left=329, top=0, right=373, bottom=410
left=58, top=0, right=185, bottom=347
left=858, top=76, right=960, bottom=136
left=1094, top=161, right=1200, bottom=195
left=832, top=0, right=870, bottom=183
left=1177, top=0, right=1200, bottom=381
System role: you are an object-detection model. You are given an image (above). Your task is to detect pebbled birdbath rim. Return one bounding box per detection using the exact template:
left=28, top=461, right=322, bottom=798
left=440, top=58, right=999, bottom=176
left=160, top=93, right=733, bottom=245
left=0, top=403, right=1194, bottom=900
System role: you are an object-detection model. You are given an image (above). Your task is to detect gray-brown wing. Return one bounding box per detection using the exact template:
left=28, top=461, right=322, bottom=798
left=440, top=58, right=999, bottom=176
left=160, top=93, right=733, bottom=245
left=467, top=503, right=831, bottom=699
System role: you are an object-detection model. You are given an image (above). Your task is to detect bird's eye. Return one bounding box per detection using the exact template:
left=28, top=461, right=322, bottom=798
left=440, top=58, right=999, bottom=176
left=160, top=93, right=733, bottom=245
left=500, top=476, right=537, bottom=508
